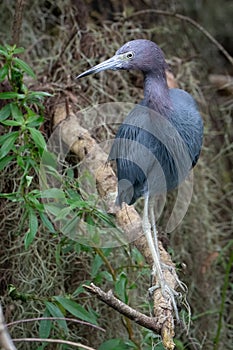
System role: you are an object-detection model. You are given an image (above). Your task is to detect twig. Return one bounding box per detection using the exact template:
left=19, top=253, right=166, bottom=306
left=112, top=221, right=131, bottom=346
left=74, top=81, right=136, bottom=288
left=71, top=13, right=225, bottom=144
left=125, top=9, right=233, bottom=66
left=94, top=247, right=116, bottom=281
left=83, top=283, right=160, bottom=333
left=6, top=317, right=105, bottom=332
left=0, top=303, right=17, bottom=350
left=11, top=0, right=27, bottom=46
left=12, top=338, right=95, bottom=349
left=209, top=74, right=233, bottom=94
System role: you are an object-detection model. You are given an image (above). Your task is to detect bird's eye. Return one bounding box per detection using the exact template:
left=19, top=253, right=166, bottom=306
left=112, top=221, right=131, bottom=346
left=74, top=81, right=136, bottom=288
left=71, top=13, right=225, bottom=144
left=126, top=51, right=134, bottom=60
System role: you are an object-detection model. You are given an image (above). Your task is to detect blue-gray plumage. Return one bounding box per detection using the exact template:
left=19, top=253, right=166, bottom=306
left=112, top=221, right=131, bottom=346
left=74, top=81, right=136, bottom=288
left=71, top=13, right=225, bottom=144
left=77, top=39, right=203, bottom=317
left=111, top=87, right=203, bottom=205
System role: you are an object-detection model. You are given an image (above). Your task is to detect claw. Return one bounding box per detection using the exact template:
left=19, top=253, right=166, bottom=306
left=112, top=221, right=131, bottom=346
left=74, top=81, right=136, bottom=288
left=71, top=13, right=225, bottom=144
left=148, top=284, right=160, bottom=297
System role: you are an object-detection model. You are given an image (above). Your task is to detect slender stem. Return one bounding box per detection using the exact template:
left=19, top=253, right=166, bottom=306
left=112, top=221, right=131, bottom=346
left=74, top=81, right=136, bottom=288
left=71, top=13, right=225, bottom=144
left=7, top=317, right=105, bottom=332
left=93, top=247, right=116, bottom=281
left=12, top=338, right=95, bottom=349
left=11, top=0, right=27, bottom=46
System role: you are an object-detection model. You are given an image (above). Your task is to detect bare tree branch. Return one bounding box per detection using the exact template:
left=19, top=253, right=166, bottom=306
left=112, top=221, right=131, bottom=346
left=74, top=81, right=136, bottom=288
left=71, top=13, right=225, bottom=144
left=83, top=283, right=161, bottom=333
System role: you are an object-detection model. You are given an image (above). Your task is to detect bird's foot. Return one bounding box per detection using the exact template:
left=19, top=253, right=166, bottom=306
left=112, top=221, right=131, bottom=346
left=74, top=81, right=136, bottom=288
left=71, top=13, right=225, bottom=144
left=149, top=281, right=181, bottom=321
left=148, top=266, right=183, bottom=321
left=160, top=263, right=187, bottom=292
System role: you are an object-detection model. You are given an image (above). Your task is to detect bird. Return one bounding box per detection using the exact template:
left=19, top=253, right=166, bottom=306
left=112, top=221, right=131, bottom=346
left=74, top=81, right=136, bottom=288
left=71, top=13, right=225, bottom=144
left=77, top=39, right=203, bottom=317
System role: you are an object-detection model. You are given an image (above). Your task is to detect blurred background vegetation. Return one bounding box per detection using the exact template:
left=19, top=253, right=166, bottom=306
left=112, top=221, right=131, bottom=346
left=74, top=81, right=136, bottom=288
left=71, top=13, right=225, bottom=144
left=0, top=0, right=232, bottom=349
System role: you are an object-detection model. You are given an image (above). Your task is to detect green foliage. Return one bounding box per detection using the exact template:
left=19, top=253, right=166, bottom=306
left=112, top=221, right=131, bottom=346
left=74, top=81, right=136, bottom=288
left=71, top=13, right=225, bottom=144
left=39, top=309, right=52, bottom=339
left=53, top=296, right=98, bottom=325
left=98, top=338, right=137, bottom=350
left=0, top=44, right=53, bottom=248
left=44, top=301, right=69, bottom=334
left=115, top=272, right=128, bottom=303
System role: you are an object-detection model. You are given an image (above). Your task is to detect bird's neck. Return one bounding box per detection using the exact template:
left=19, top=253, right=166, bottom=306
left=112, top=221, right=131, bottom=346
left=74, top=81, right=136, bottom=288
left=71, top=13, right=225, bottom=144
left=143, top=72, right=171, bottom=116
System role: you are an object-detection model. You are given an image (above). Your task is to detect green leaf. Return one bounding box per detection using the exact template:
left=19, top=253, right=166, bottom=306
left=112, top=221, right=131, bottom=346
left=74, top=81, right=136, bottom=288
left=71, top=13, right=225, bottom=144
left=10, top=103, right=24, bottom=122
left=72, top=285, right=86, bottom=298
left=13, top=47, right=25, bottom=54
left=26, top=175, right=33, bottom=187
left=54, top=296, right=98, bottom=325
left=174, top=339, right=185, bottom=350
left=99, top=271, right=113, bottom=282
left=55, top=206, right=72, bottom=221
left=27, top=91, right=52, bottom=99
left=98, top=339, right=130, bottom=350
left=28, top=127, right=46, bottom=150
left=40, top=188, right=66, bottom=199
left=30, top=91, right=52, bottom=97
left=44, top=203, right=64, bottom=216
left=0, top=192, right=21, bottom=201
left=29, top=209, right=38, bottom=235
left=39, top=309, right=51, bottom=339
left=95, top=210, right=116, bottom=227
left=115, top=272, right=128, bottom=303
left=25, top=112, right=43, bottom=127
left=62, top=215, right=80, bottom=235
left=5, top=44, right=14, bottom=51
left=0, top=131, right=18, bottom=159
left=1, top=120, right=22, bottom=126
left=0, top=155, right=14, bottom=171
left=0, top=47, right=8, bottom=57
left=45, top=302, right=68, bottom=334
left=16, top=155, right=25, bottom=168
left=55, top=244, right=61, bottom=265
left=39, top=212, right=56, bottom=233
left=0, top=130, right=18, bottom=143
left=0, top=92, right=25, bottom=99
left=0, top=103, right=11, bottom=121
left=26, top=196, right=42, bottom=210
left=91, top=254, right=103, bottom=279
left=45, top=301, right=68, bottom=333
left=24, top=209, right=38, bottom=249
left=13, top=57, right=36, bottom=79
left=0, top=64, right=8, bottom=82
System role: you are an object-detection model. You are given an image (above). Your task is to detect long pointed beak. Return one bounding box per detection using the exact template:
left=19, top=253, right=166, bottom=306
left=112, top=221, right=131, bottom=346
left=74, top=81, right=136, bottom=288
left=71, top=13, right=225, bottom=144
left=76, top=54, right=123, bottom=79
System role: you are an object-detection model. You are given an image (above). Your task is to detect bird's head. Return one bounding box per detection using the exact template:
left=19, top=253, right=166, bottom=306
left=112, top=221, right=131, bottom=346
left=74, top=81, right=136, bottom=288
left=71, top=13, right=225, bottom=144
left=77, top=39, right=167, bottom=79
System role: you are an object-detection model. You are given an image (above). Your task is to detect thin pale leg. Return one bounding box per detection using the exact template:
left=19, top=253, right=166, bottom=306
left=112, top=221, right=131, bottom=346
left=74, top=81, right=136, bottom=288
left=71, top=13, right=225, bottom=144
left=146, top=196, right=180, bottom=319
left=149, top=197, right=160, bottom=257
left=142, top=195, right=165, bottom=291
left=149, top=197, right=186, bottom=292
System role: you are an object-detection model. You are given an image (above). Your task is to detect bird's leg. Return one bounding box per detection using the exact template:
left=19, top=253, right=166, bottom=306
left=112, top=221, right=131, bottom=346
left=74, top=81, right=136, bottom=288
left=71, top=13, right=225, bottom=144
left=142, top=195, right=165, bottom=292
left=149, top=197, right=185, bottom=291
left=149, top=197, right=160, bottom=257
left=148, top=197, right=181, bottom=320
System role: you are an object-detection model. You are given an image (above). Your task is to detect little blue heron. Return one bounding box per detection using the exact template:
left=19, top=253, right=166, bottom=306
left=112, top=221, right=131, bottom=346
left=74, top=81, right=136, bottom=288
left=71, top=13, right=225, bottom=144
left=77, top=39, right=203, bottom=315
